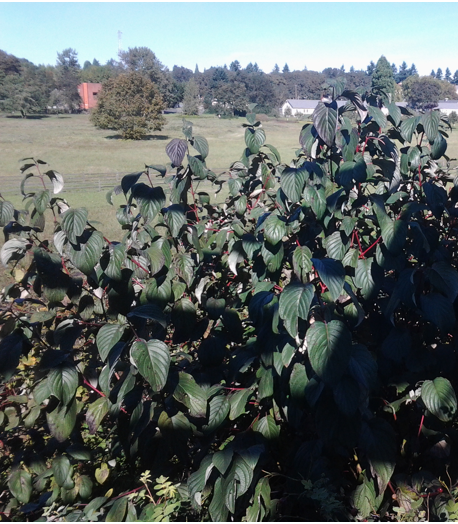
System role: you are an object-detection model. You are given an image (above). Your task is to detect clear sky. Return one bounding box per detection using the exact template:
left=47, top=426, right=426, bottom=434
left=0, top=2, right=457, bottom=76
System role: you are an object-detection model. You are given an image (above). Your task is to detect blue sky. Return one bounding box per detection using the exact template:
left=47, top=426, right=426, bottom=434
left=0, top=2, right=457, bottom=76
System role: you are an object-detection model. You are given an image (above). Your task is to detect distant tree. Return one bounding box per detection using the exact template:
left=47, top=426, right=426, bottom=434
left=452, top=70, right=458, bottom=85
left=439, top=79, right=458, bottom=100
left=340, top=65, right=345, bottom=73
left=80, top=61, right=117, bottom=84
left=445, top=67, right=452, bottom=82
left=230, top=60, right=241, bottom=72
left=0, top=49, right=21, bottom=76
left=92, top=58, right=101, bottom=67
left=182, top=78, right=200, bottom=115
left=449, top=111, right=458, bottom=126
left=431, top=69, right=436, bottom=78
left=272, top=63, right=280, bottom=74
left=83, top=60, right=92, bottom=70
left=54, top=48, right=81, bottom=112
left=391, top=63, right=397, bottom=76
left=194, top=64, right=199, bottom=74
left=90, top=72, right=165, bottom=139
left=213, top=79, right=248, bottom=116
left=371, top=55, right=396, bottom=103
left=245, top=63, right=255, bottom=74
left=409, top=63, right=418, bottom=76
left=212, top=67, right=228, bottom=85
left=172, top=65, right=193, bottom=83
left=253, top=63, right=261, bottom=73
left=405, top=75, right=442, bottom=110
left=436, top=68, right=443, bottom=80
left=282, top=63, right=290, bottom=73
left=366, top=61, right=375, bottom=76
left=350, top=65, right=355, bottom=73
left=396, top=61, right=409, bottom=83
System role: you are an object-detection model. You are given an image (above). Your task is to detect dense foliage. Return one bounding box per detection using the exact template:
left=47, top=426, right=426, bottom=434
left=90, top=72, right=166, bottom=140
left=2, top=79, right=458, bottom=521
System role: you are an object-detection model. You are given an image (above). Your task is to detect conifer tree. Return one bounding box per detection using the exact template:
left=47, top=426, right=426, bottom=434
left=371, top=55, right=396, bottom=103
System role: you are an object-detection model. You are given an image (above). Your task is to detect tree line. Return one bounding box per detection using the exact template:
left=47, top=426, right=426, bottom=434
left=1, top=46, right=458, bottom=118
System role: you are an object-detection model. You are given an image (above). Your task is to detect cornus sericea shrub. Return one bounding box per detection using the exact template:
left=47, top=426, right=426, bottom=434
left=2, top=82, right=458, bottom=521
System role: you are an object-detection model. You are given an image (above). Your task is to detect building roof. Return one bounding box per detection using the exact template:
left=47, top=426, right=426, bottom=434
left=284, top=99, right=349, bottom=109
left=436, top=100, right=458, bottom=110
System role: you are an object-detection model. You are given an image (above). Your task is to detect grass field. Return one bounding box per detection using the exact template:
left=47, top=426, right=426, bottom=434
left=1, top=111, right=457, bottom=289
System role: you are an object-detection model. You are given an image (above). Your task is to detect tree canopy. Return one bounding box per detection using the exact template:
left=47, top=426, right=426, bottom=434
left=90, top=71, right=165, bottom=139
left=371, top=55, right=396, bottom=103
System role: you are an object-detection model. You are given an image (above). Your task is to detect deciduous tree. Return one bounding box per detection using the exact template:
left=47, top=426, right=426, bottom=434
left=90, top=71, right=165, bottom=139
left=182, top=78, right=200, bottom=115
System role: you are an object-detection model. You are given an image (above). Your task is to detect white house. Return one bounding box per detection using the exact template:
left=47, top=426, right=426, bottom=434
left=435, top=100, right=458, bottom=116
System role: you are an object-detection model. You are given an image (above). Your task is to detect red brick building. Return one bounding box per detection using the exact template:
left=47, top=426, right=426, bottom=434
left=78, top=83, right=102, bottom=110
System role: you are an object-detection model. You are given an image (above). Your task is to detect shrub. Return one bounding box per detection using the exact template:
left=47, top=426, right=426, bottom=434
left=1, top=90, right=458, bottom=521
left=90, top=71, right=166, bottom=139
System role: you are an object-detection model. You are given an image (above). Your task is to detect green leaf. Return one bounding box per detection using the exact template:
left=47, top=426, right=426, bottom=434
left=386, top=102, right=401, bottom=127
left=1, top=238, right=29, bottom=267
left=48, top=363, right=79, bottom=406
left=245, top=127, right=266, bottom=154
left=61, top=208, right=88, bottom=244
left=229, top=389, right=254, bottom=420
left=188, top=155, right=207, bottom=179
left=367, top=105, right=387, bottom=129
left=106, top=496, right=128, bottom=523
left=279, top=282, right=314, bottom=338
left=86, top=396, right=111, bottom=434
left=204, top=395, right=230, bottom=433
left=281, top=166, right=307, bottom=202
left=192, top=135, right=209, bottom=159
left=253, top=414, right=280, bottom=439
left=0, top=200, right=14, bottom=226
left=164, top=204, right=186, bottom=237
left=34, top=189, right=50, bottom=214
left=261, top=241, right=284, bottom=273
left=324, top=231, right=349, bottom=261
left=265, top=143, right=281, bottom=163
left=360, top=418, right=396, bottom=493
left=75, top=475, right=93, bottom=500
left=53, top=454, right=72, bottom=487
left=421, top=377, right=457, bottom=422
left=166, top=138, right=187, bottom=166
left=96, top=323, right=126, bottom=362
left=174, top=252, right=194, bottom=286
left=307, top=320, right=352, bottom=384
left=312, top=258, right=345, bottom=301
left=131, top=184, right=166, bottom=222
left=421, top=110, right=440, bottom=143
left=400, top=115, right=421, bottom=143
left=46, top=398, right=78, bottom=442
left=355, top=257, right=380, bottom=300
left=289, top=363, right=308, bottom=404
left=292, top=245, right=313, bottom=282
left=68, top=230, right=104, bottom=275
left=128, top=303, right=167, bottom=328
left=213, top=447, right=233, bottom=475
left=228, top=239, right=245, bottom=275
left=431, top=132, right=447, bottom=160
left=130, top=340, right=170, bottom=392
left=209, top=477, right=229, bottom=522
left=312, top=100, right=338, bottom=146
left=263, top=214, right=286, bottom=245
left=173, top=372, right=207, bottom=417
left=8, top=469, right=32, bottom=504
left=352, top=475, right=378, bottom=519
left=381, top=219, right=407, bottom=256
left=303, top=185, right=326, bottom=221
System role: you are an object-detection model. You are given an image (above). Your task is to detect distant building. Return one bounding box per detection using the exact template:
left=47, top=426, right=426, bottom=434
left=435, top=100, right=458, bottom=115
left=78, top=83, right=102, bottom=110
left=282, top=99, right=409, bottom=117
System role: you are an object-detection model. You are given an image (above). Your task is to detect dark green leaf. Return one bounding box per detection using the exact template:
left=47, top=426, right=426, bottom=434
left=86, top=396, right=111, bottom=434
left=253, top=414, right=280, bottom=439
left=204, top=395, right=230, bottom=433
left=281, top=166, right=307, bottom=202
left=8, top=469, right=32, bottom=504
left=307, top=320, right=352, bottom=384
left=279, top=282, right=314, bottom=338
left=96, top=323, right=126, bottom=362
left=188, top=155, right=207, bottom=180
left=67, top=230, right=104, bottom=275
left=173, top=372, right=207, bottom=417
left=106, top=496, right=128, bottom=522
left=421, top=110, right=440, bottom=143
left=213, top=447, right=233, bottom=475
left=324, top=231, right=349, bottom=261
left=130, top=340, right=170, bottom=392
left=367, top=105, right=387, bottom=129
left=52, top=455, right=71, bottom=487
left=312, top=258, right=345, bottom=301
left=0, top=201, right=14, bottom=226
left=192, top=135, right=209, bottom=159
left=46, top=398, right=78, bottom=442
left=263, top=214, right=286, bottom=245
left=128, top=304, right=166, bottom=328
left=292, top=245, right=313, bottom=282
left=61, top=208, right=88, bottom=244
left=420, top=293, right=456, bottom=333
left=312, top=101, right=338, bottom=146
left=229, top=389, right=254, bottom=420
left=421, top=377, right=457, bottom=422
left=245, top=127, right=266, bottom=154
left=431, top=132, right=447, bottom=160
left=48, top=363, right=78, bottom=406
left=34, top=189, right=50, bottom=214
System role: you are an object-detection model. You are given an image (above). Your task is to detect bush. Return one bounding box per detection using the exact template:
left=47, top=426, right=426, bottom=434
left=91, top=72, right=166, bottom=139
left=1, top=93, right=458, bottom=521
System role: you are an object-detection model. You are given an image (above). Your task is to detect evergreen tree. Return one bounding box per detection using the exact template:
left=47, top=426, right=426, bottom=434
left=366, top=60, right=375, bottom=76
left=194, top=64, right=199, bottom=74
left=245, top=62, right=255, bottom=74
left=452, top=70, right=458, bottom=85
left=350, top=65, right=355, bottom=73
left=83, top=60, right=92, bottom=70
left=54, top=48, right=81, bottom=112
left=371, top=55, right=396, bottom=103
left=409, top=63, right=418, bottom=76
left=391, top=63, right=398, bottom=76
left=282, top=63, right=290, bottom=73
left=436, top=67, right=443, bottom=80
left=230, top=60, right=241, bottom=72
left=272, top=64, right=280, bottom=73
left=253, top=63, right=260, bottom=73
left=431, top=69, right=436, bottom=78
left=340, top=65, right=345, bottom=73
left=182, top=78, right=200, bottom=115
left=92, top=59, right=101, bottom=67
left=445, top=67, right=452, bottom=82
left=396, top=61, right=409, bottom=83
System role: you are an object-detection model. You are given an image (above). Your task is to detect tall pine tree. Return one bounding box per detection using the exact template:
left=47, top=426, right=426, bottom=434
left=371, top=55, right=396, bottom=103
